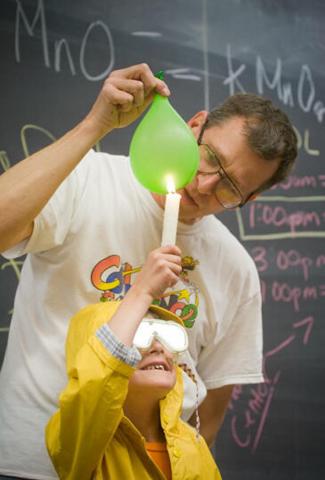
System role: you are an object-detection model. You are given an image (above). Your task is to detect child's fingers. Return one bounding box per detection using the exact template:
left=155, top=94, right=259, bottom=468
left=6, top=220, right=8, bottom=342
left=167, top=260, right=182, bottom=275
left=159, top=245, right=182, bottom=256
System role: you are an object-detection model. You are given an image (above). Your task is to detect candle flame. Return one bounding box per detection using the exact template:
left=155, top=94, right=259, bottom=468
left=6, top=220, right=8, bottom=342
left=166, top=175, right=176, bottom=194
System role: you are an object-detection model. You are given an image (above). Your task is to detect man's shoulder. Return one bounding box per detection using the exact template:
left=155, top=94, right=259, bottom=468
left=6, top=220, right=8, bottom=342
left=72, top=150, right=134, bottom=202
left=205, top=215, right=253, bottom=257
left=78, top=149, right=129, bottom=173
left=197, top=216, right=259, bottom=288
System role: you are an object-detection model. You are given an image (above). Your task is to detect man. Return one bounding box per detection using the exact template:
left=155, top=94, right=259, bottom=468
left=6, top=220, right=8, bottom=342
left=0, top=63, right=297, bottom=480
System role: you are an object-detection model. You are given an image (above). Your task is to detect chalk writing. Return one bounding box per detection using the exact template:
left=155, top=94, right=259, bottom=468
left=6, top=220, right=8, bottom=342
left=54, top=38, right=76, bottom=76
left=131, top=31, right=162, bottom=38
left=0, top=151, right=11, bottom=172
left=271, top=282, right=320, bottom=312
left=230, top=371, right=281, bottom=451
left=251, top=246, right=325, bottom=310
left=165, top=68, right=202, bottom=81
left=272, top=175, right=325, bottom=191
left=237, top=196, right=325, bottom=240
left=276, top=250, right=313, bottom=281
left=79, top=20, right=114, bottom=81
left=1, top=259, right=22, bottom=283
left=263, top=316, right=314, bottom=381
left=15, top=0, right=115, bottom=81
left=292, top=127, right=320, bottom=156
left=0, top=259, right=24, bottom=322
left=250, top=204, right=321, bottom=232
left=15, top=0, right=50, bottom=67
left=224, top=44, right=325, bottom=123
left=252, top=246, right=325, bottom=286
left=251, top=247, right=269, bottom=273
left=20, top=124, right=56, bottom=157
left=229, top=316, right=314, bottom=452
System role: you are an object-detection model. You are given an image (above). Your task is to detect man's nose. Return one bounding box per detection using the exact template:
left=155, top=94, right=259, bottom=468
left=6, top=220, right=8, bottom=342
left=196, top=172, right=220, bottom=195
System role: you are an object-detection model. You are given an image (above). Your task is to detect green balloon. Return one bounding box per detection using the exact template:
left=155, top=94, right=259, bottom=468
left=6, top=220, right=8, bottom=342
left=130, top=94, right=199, bottom=194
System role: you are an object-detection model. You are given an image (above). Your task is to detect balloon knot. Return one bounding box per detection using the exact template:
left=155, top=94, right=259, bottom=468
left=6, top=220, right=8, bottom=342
left=154, top=70, right=165, bottom=80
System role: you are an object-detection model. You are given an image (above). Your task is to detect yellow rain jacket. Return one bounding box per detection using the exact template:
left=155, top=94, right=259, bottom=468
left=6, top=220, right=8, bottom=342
left=46, top=302, right=222, bottom=480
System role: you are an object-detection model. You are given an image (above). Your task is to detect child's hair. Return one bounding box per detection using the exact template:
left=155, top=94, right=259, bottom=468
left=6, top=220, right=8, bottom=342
left=178, top=363, right=201, bottom=440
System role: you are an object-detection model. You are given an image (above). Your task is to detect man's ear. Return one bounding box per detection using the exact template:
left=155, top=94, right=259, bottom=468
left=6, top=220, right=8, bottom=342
left=187, top=111, right=209, bottom=138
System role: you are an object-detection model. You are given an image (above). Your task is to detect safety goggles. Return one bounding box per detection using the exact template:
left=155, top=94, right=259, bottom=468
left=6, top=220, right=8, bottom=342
left=133, top=318, right=188, bottom=354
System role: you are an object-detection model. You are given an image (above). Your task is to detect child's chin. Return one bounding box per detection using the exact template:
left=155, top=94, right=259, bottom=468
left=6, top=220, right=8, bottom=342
left=131, top=370, right=176, bottom=391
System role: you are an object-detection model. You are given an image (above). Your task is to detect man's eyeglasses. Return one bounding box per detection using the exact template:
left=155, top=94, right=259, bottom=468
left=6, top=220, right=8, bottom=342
left=197, top=141, right=246, bottom=209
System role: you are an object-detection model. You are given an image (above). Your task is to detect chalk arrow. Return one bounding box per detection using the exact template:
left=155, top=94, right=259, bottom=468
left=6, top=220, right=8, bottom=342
left=263, top=316, right=314, bottom=381
left=292, top=316, right=314, bottom=345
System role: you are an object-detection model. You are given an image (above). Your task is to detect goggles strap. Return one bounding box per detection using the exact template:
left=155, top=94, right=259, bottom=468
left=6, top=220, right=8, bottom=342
left=179, top=363, right=201, bottom=441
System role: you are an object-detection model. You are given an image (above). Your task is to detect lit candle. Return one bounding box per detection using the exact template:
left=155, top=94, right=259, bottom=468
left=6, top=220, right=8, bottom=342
left=161, top=176, right=181, bottom=246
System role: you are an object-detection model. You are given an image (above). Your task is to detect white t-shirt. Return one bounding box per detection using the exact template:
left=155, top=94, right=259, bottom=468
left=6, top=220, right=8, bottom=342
left=0, top=151, right=263, bottom=479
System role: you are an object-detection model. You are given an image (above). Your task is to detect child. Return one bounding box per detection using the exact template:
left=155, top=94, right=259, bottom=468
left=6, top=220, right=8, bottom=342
left=46, top=245, right=221, bottom=479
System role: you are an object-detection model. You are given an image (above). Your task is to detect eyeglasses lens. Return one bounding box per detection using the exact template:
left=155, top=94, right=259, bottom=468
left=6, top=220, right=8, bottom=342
left=215, top=180, right=242, bottom=208
left=199, top=144, right=242, bottom=208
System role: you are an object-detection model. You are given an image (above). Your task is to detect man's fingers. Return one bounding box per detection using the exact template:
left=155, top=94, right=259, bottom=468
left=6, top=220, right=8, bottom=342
left=110, top=63, right=170, bottom=98
left=102, top=82, right=133, bottom=105
left=87, top=63, right=171, bottom=133
left=154, top=79, right=170, bottom=97
left=108, top=78, right=145, bottom=107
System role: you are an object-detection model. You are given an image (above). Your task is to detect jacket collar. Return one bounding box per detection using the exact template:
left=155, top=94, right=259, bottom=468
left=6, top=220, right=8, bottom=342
left=159, top=367, right=184, bottom=432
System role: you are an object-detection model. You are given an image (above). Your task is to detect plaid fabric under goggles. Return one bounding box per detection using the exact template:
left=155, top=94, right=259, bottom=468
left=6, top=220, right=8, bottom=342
left=133, top=318, right=188, bottom=354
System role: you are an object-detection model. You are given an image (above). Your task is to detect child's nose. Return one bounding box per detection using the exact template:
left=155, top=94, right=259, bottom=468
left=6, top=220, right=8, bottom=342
left=148, top=339, right=174, bottom=361
left=148, top=339, right=165, bottom=354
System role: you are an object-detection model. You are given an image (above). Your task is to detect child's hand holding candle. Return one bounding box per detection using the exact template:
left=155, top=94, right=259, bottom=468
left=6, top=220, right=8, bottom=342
left=161, top=176, right=181, bottom=246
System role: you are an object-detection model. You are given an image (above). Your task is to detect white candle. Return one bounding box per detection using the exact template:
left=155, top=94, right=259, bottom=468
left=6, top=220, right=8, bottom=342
left=161, top=176, right=181, bottom=246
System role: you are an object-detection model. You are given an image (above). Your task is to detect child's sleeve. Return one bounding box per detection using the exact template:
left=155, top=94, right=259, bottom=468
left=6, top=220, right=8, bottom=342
left=45, top=324, right=139, bottom=480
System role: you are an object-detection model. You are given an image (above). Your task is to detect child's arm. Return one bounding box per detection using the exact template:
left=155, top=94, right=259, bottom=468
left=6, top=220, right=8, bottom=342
left=46, top=245, right=181, bottom=480
left=46, top=329, right=133, bottom=480
left=108, top=245, right=182, bottom=345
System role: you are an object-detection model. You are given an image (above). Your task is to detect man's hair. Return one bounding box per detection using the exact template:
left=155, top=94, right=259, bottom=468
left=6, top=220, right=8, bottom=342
left=205, top=93, right=298, bottom=194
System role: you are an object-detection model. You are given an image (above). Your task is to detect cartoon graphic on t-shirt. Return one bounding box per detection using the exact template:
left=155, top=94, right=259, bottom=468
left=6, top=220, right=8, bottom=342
left=91, top=254, right=199, bottom=327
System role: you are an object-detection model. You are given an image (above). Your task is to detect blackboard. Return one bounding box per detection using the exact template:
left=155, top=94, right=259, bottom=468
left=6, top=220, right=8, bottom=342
left=1, top=0, right=324, bottom=479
